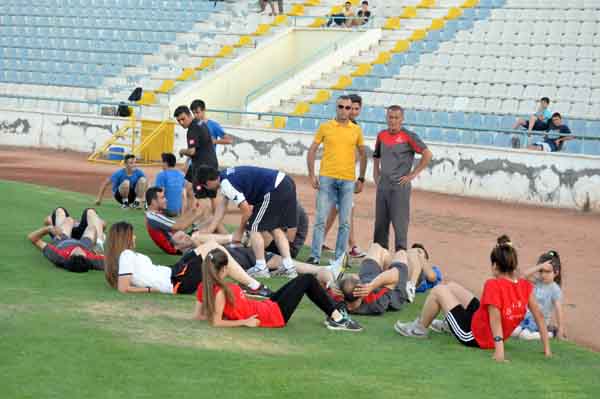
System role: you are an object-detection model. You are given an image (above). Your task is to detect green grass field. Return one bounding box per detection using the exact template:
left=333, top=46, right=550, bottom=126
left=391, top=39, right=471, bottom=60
left=1, top=179, right=598, bottom=399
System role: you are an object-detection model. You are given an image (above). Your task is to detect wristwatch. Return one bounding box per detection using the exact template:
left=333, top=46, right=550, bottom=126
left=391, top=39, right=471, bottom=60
left=357, top=177, right=365, bottom=183
left=494, top=336, right=503, bottom=342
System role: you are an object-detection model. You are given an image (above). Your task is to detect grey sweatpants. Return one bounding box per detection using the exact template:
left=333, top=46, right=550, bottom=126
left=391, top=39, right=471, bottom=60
left=373, top=184, right=411, bottom=251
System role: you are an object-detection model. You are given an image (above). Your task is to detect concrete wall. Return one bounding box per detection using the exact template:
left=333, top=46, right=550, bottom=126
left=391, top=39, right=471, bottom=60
left=2, top=108, right=600, bottom=212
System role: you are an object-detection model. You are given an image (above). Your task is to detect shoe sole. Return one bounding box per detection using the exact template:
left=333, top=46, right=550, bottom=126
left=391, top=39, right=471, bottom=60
left=326, top=324, right=363, bottom=332
left=393, top=322, right=427, bottom=338
left=349, top=253, right=366, bottom=258
left=244, top=293, right=270, bottom=299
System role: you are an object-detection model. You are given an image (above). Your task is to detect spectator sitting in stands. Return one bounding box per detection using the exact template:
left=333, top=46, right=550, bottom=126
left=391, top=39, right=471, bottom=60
left=326, top=2, right=354, bottom=27
left=513, top=97, right=552, bottom=133
left=351, top=1, right=371, bottom=26
left=527, top=113, right=573, bottom=152
left=259, top=0, right=277, bottom=16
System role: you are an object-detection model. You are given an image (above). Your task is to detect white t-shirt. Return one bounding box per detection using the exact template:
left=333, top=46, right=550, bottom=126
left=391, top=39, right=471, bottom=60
left=118, top=250, right=173, bottom=294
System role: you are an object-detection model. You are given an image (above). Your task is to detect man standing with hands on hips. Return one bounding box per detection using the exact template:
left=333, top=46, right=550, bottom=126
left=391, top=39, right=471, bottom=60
left=373, top=105, right=432, bottom=251
left=306, top=95, right=367, bottom=265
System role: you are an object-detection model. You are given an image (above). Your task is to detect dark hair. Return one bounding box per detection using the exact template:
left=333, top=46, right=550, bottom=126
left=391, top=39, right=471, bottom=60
left=145, top=186, right=163, bottom=206
left=540, top=97, right=550, bottom=104
left=411, top=243, right=429, bottom=260
left=173, top=105, right=191, bottom=118
left=496, top=234, right=512, bottom=246
left=124, top=154, right=135, bottom=162
left=202, top=248, right=234, bottom=323
left=193, top=165, right=219, bottom=185
left=361, top=1, right=368, bottom=4
left=387, top=104, right=404, bottom=113
left=161, top=153, right=176, bottom=168
left=348, top=94, right=362, bottom=106
left=64, top=255, right=91, bottom=273
left=104, top=222, right=135, bottom=288
left=551, top=112, right=562, bottom=119
left=345, top=1, right=351, bottom=4
left=340, top=277, right=359, bottom=302
left=190, top=99, right=206, bottom=112
left=538, top=250, right=562, bottom=286
left=490, top=236, right=518, bottom=274
left=337, top=95, right=352, bottom=102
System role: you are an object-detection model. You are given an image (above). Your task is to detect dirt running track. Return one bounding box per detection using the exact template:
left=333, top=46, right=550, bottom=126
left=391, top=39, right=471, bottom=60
left=1, top=146, right=599, bottom=351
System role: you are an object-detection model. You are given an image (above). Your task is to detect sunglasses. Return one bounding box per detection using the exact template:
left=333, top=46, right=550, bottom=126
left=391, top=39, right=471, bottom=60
left=338, top=105, right=352, bottom=110
left=539, top=269, right=554, bottom=274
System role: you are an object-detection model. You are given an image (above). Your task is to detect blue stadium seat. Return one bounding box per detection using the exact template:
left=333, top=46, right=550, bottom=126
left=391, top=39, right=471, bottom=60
left=427, top=127, right=443, bottom=142
left=404, top=110, right=417, bottom=124
left=494, top=133, right=513, bottom=148
left=371, top=64, right=389, bottom=77
left=500, top=115, right=515, bottom=128
left=462, top=130, right=476, bottom=144
left=483, top=115, right=500, bottom=130
left=466, top=113, right=483, bottom=128
left=372, top=107, right=386, bottom=122
left=563, top=139, right=583, bottom=154
left=432, top=111, right=449, bottom=126
left=585, top=121, right=600, bottom=137
left=449, top=112, right=466, bottom=127
left=285, top=117, right=302, bottom=131
left=583, top=140, right=600, bottom=156
left=445, top=129, right=461, bottom=143
left=301, top=118, right=318, bottom=131
left=416, top=111, right=432, bottom=125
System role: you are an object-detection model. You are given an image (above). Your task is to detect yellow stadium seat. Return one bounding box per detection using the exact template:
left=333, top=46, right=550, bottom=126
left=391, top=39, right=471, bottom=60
left=175, top=68, right=195, bottom=81
left=272, top=116, right=287, bottom=129
left=234, top=36, right=252, bottom=48
left=303, top=0, right=320, bottom=5
left=195, top=57, right=215, bottom=70
left=428, top=18, right=445, bottom=30
left=272, top=14, right=288, bottom=25
left=331, top=75, right=352, bottom=90
left=391, top=40, right=410, bottom=53
left=292, top=102, right=311, bottom=115
left=349, top=0, right=360, bottom=5
left=215, top=45, right=234, bottom=57
left=330, top=5, right=342, bottom=14
left=400, top=6, right=417, bottom=18
left=383, top=17, right=401, bottom=30
left=418, top=0, right=435, bottom=8
left=351, top=64, right=372, bottom=77
left=155, top=80, right=175, bottom=94
left=445, top=7, right=463, bottom=19
left=308, top=17, right=327, bottom=27
left=287, top=4, right=305, bottom=16
left=409, top=29, right=427, bottom=41
left=461, top=0, right=479, bottom=7
left=310, top=90, right=331, bottom=104
left=253, top=24, right=271, bottom=36
left=372, top=51, right=391, bottom=65
left=137, top=91, right=156, bottom=105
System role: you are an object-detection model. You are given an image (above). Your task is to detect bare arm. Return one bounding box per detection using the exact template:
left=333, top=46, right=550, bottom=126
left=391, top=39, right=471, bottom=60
left=399, top=148, right=432, bottom=185
left=171, top=207, right=201, bottom=231
left=355, top=145, right=367, bottom=193
left=488, top=305, right=506, bottom=362
left=373, top=157, right=380, bottom=185
left=528, top=292, right=552, bottom=357
left=307, top=142, right=320, bottom=189
left=202, top=196, right=229, bottom=233
left=179, top=147, right=196, bottom=158
left=117, top=275, right=158, bottom=294
left=234, top=201, right=252, bottom=242
left=553, top=299, right=565, bottom=339
left=95, top=177, right=111, bottom=205
left=520, top=261, right=552, bottom=282
left=211, top=290, right=259, bottom=328
left=193, top=301, right=207, bottom=321
left=214, top=134, right=233, bottom=145
left=27, top=226, right=52, bottom=251
left=354, top=267, right=399, bottom=297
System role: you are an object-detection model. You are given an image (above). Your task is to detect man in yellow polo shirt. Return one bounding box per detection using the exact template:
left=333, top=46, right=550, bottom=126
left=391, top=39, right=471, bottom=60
left=306, top=95, right=367, bottom=264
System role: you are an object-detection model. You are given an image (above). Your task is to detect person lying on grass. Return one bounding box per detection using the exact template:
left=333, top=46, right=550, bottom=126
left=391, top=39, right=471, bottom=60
left=28, top=207, right=105, bottom=273
left=333, top=243, right=439, bottom=315
left=104, top=222, right=270, bottom=296
left=394, top=236, right=552, bottom=362
left=193, top=248, right=363, bottom=331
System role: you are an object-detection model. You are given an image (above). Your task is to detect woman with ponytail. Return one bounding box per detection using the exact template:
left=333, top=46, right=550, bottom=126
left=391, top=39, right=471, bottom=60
left=394, top=235, right=552, bottom=362
left=194, top=248, right=363, bottom=332
left=104, top=222, right=266, bottom=295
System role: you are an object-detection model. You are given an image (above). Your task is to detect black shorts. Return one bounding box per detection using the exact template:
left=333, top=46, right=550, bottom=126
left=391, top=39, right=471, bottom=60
left=248, top=175, right=297, bottom=232
left=225, top=245, right=275, bottom=270
left=170, top=251, right=204, bottom=294
left=445, top=298, right=481, bottom=348
left=114, top=189, right=136, bottom=204
left=51, top=207, right=92, bottom=240
left=265, top=240, right=300, bottom=259
left=523, top=119, right=548, bottom=131
left=193, top=184, right=217, bottom=199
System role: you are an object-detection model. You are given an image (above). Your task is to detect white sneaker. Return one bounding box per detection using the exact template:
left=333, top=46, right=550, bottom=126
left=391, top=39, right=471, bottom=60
left=405, top=281, right=416, bottom=303
left=430, top=319, right=450, bottom=334
left=519, top=329, right=541, bottom=340
left=394, top=319, right=428, bottom=338
left=246, top=265, right=271, bottom=278
left=95, top=233, right=106, bottom=252
left=271, top=266, right=298, bottom=279
left=511, top=326, right=523, bottom=338
left=327, top=253, right=347, bottom=281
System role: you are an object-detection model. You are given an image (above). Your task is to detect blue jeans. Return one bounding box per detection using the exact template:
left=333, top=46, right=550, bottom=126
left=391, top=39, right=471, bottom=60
left=310, top=176, right=355, bottom=260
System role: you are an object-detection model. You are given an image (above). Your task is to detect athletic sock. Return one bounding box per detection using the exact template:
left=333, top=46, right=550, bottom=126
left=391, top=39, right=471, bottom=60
left=331, top=310, right=343, bottom=322
left=254, top=259, right=267, bottom=271
left=248, top=279, right=261, bottom=290
left=282, top=257, right=294, bottom=270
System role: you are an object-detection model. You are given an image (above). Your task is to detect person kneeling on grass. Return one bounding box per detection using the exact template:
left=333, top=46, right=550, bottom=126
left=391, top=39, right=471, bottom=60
left=28, top=207, right=105, bottom=273
left=194, top=248, right=362, bottom=331
left=95, top=154, right=147, bottom=209
left=334, top=243, right=440, bottom=315
left=394, top=237, right=552, bottom=362
left=104, top=222, right=270, bottom=296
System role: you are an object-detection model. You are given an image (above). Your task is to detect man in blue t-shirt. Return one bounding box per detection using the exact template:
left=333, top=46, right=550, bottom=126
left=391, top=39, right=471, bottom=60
left=190, top=99, right=233, bottom=150
left=95, top=154, right=147, bottom=209
left=528, top=112, right=573, bottom=152
left=155, top=153, right=186, bottom=216
left=194, top=165, right=299, bottom=279
left=514, top=96, right=552, bottom=132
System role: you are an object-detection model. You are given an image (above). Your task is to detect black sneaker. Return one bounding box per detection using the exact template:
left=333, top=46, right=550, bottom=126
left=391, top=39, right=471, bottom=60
left=326, top=316, right=363, bottom=332
left=241, top=283, right=273, bottom=299
left=120, top=200, right=129, bottom=209
left=305, top=256, right=320, bottom=265
left=131, top=200, right=141, bottom=209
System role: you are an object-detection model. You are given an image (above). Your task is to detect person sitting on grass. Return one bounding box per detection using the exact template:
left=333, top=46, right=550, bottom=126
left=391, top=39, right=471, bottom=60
left=527, top=113, right=573, bottom=152
left=334, top=243, right=440, bottom=315
left=155, top=153, right=186, bottom=217
left=104, top=222, right=271, bottom=297
left=394, top=236, right=552, bottom=363
left=513, top=250, right=565, bottom=340
left=95, top=154, right=147, bottom=209
left=28, top=207, right=105, bottom=273
left=194, top=248, right=363, bottom=331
